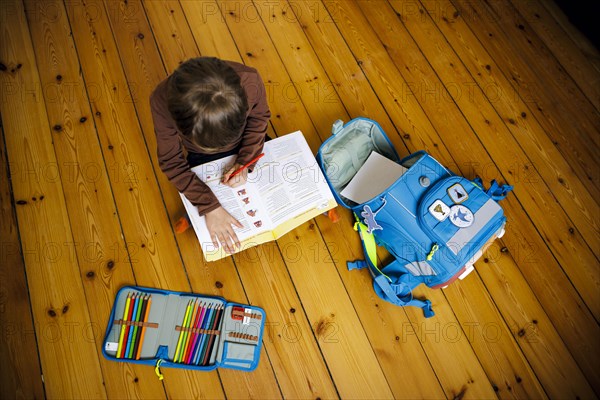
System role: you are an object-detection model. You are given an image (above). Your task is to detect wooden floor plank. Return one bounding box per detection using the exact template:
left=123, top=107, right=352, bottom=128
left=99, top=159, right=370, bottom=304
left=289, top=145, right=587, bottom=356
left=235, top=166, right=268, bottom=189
left=442, top=275, right=548, bottom=399
left=0, top=1, right=106, bottom=397
left=63, top=0, right=224, bottom=397
left=361, top=0, right=599, bottom=393
left=415, top=0, right=600, bottom=209
left=477, top=242, right=597, bottom=398
left=316, top=1, right=508, bottom=398
left=510, top=0, right=600, bottom=112
left=110, top=0, right=282, bottom=397
left=178, top=3, right=339, bottom=397
left=177, top=0, right=242, bottom=61
left=384, top=0, right=600, bottom=321
left=483, top=0, right=600, bottom=141
left=540, top=0, right=600, bottom=74
left=210, top=1, right=395, bottom=397
left=0, top=126, right=45, bottom=400
left=22, top=0, right=168, bottom=396
left=252, top=1, right=448, bottom=398
left=2, top=0, right=598, bottom=397
left=451, top=0, right=600, bottom=195
left=143, top=0, right=338, bottom=397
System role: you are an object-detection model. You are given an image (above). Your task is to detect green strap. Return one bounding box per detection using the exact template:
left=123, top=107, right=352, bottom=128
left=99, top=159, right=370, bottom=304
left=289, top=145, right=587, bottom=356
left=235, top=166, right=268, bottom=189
left=353, top=218, right=391, bottom=281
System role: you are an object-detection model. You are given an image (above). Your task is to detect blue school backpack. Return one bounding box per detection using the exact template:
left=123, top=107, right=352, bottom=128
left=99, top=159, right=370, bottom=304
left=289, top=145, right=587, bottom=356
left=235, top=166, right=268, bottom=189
left=317, top=118, right=512, bottom=317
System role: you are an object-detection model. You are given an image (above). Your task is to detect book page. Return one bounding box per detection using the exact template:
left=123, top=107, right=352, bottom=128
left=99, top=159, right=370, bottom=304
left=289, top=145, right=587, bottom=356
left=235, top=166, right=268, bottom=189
left=340, top=151, right=408, bottom=203
left=181, top=131, right=337, bottom=261
left=180, top=155, right=275, bottom=259
left=251, top=131, right=336, bottom=237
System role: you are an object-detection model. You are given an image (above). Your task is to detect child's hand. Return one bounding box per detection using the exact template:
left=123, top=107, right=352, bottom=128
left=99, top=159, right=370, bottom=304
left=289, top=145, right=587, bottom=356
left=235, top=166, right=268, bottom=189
left=205, top=206, right=243, bottom=253
left=222, top=163, right=248, bottom=188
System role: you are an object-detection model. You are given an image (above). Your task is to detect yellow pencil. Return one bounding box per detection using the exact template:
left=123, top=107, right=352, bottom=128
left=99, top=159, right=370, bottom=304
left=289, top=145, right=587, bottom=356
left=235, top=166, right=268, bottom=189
left=178, top=300, right=197, bottom=363
left=181, top=300, right=200, bottom=363
left=174, top=300, right=193, bottom=362
left=135, top=295, right=152, bottom=360
left=116, top=293, right=132, bottom=358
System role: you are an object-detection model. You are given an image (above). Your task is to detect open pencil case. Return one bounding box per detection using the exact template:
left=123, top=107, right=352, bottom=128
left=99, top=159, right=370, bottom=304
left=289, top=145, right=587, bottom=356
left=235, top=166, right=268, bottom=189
left=102, top=286, right=265, bottom=372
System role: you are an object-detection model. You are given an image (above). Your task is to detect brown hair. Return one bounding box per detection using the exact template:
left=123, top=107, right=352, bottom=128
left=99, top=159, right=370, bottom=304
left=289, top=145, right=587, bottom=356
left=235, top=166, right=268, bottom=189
left=167, top=57, right=248, bottom=152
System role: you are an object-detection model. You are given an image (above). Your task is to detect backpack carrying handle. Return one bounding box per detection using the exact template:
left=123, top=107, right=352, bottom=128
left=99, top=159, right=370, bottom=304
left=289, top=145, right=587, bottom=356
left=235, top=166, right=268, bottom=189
left=472, top=177, right=514, bottom=201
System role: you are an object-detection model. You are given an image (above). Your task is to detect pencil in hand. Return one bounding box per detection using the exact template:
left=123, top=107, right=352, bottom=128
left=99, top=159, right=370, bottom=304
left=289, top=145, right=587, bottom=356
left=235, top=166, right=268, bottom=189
left=222, top=153, right=265, bottom=186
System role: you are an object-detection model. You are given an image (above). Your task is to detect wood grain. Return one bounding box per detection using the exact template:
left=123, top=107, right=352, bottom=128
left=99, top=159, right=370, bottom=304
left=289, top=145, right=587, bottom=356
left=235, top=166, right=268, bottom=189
left=215, top=1, right=393, bottom=396
left=452, top=0, right=600, bottom=195
left=0, top=0, right=106, bottom=397
left=23, top=0, right=165, bottom=396
left=510, top=0, right=600, bottom=111
left=63, top=0, right=222, bottom=397
left=117, top=0, right=281, bottom=397
left=2, top=0, right=599, bottom=397
left=384, top=0, right=600, bottom=319
left=0, top=123, right=45, bottom=400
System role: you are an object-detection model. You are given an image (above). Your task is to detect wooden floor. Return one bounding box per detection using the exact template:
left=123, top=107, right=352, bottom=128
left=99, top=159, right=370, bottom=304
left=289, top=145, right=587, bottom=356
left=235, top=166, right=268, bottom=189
left=1, top=0, right=599, bottom=398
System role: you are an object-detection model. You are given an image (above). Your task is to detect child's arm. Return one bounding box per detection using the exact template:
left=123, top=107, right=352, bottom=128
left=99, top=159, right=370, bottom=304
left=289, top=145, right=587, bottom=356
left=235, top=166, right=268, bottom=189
left=151, top=85, right=243, bottom=252
left=234, top=70, right=271, bottom=171
left=150, top=83, right=221, bottom=216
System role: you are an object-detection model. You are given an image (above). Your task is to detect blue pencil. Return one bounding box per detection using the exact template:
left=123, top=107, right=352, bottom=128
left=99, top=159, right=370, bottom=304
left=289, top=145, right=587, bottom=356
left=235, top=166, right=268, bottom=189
left=190, top=305, right=212, bottom=365
left=124, top=294, right=141, bottom=358
left=192, top=305, right=214, bottom=365
left=195, top=305, right=219, bottom=365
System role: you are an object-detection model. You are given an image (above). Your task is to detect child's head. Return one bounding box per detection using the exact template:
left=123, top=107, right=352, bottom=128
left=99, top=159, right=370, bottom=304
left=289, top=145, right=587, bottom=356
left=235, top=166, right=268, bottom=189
left=167, top=57, right=249, bottom=152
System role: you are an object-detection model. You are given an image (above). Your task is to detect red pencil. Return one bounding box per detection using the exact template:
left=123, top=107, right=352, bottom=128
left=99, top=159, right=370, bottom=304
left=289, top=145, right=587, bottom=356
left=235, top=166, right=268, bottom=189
left=226, top=153, right=265, bottom=180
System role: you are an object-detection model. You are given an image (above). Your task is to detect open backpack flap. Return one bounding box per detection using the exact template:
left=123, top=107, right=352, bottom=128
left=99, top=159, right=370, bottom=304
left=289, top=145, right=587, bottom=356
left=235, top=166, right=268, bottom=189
left=317, top=118, right=513, bottom=318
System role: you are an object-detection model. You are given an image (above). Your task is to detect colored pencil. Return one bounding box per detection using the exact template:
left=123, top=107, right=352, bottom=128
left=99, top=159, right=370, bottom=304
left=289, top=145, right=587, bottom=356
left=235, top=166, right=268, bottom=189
left=135, top=295, right=152, bottom=360
left=116, top=293, right=132, bottom=358
left=201, top=306, right=223, bottom=366
left=192, top=305, right=214, bottom=365
left=189, top=304, right=211, bottom=365
left=128, top=294, right=145, bottom=358
left=181, top=300, right=200, bottom=363
left=131, top=295, right=148, bottom=359
left=179, top=300, right=196, bottom=362
left=196, top=306, right=218, bottom=365
left=120, top=293, right=137, bottom=358
left=174, top=300, right=193, bottom=362
left=182, top=301, right=203, bottom=364
left=185, top=303, right=207, bottom=364
left=227, top=153, right=265, bottom=180
left=125, top=294, right=141, bottom=358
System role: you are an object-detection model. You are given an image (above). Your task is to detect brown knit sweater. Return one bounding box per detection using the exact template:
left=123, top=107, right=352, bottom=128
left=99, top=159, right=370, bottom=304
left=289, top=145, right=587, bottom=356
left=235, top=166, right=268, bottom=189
left=150, top=61, right=271, bottom=215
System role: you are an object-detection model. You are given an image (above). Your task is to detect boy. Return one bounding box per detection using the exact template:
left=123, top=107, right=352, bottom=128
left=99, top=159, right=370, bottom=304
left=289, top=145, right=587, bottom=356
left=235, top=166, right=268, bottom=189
left=150, top=57, right=271, bottom=254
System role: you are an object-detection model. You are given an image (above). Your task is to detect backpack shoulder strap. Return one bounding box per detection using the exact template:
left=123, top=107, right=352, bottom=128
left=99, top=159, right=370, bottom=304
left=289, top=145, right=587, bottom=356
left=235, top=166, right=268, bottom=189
left=350, top=219, right=434, bottom=318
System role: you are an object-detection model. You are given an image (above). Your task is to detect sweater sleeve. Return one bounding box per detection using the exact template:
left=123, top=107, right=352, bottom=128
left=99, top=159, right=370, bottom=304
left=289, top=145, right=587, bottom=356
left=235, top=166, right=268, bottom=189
left=150, top=90, right=221, bottom=216
left=235, top=71, right=271, bottom=170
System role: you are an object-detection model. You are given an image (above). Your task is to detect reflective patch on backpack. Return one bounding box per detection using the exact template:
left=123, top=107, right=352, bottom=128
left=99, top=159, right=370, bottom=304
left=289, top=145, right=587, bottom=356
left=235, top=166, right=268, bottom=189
left=448, top=199, right=502, bottom=253
left=405, top=261, right=437, bottom=276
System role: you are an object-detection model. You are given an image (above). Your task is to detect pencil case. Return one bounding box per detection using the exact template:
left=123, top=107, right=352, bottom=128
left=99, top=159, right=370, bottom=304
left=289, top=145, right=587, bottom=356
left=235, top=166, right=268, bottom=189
left=102, top=286, right=265, bottom=373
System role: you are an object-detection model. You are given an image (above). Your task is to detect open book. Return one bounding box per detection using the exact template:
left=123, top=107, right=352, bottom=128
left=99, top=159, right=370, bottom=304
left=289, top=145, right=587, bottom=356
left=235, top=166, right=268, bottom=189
left=180, top=131, right=337, bottom=261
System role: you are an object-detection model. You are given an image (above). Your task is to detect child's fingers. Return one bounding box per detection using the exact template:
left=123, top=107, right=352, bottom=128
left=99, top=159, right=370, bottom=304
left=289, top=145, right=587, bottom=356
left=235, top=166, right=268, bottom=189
left=228, top=218, right=242, bottom=249
left=222, top=164, right=239, bottom=183
left=211, top=233, right=219, bottom=248
left=222, top=170, right=232, bottom=183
